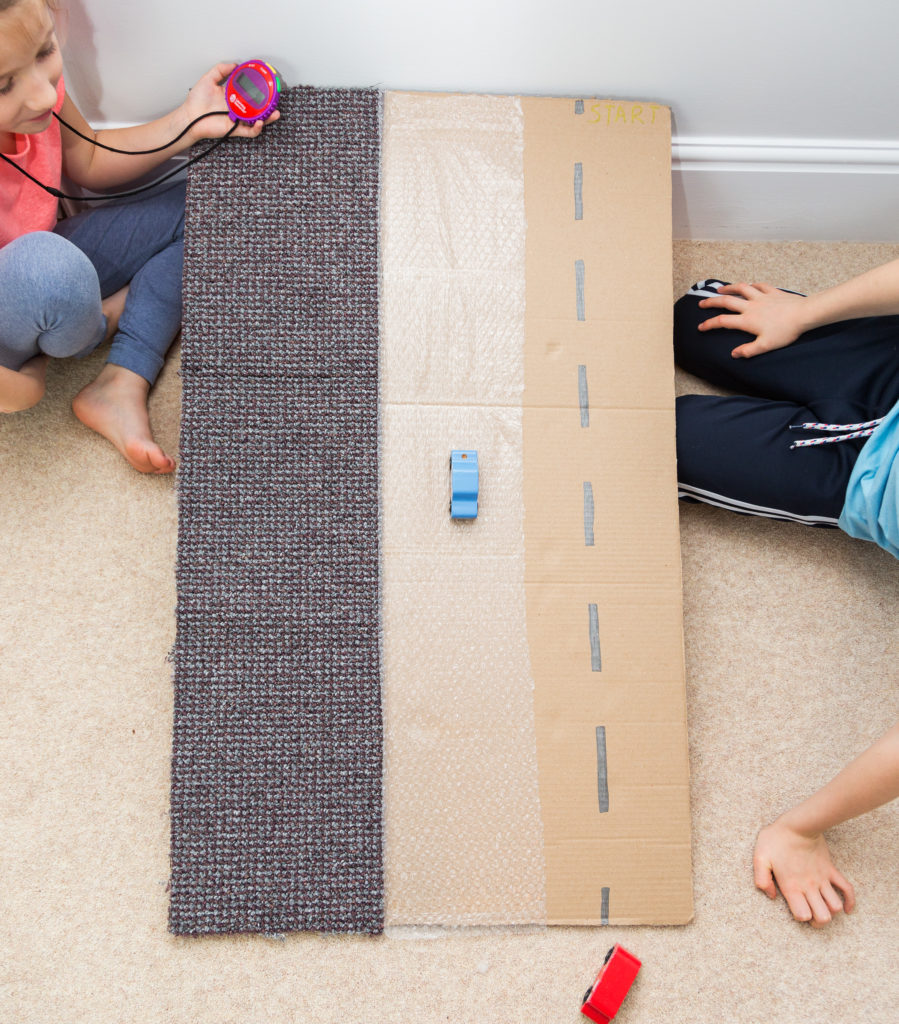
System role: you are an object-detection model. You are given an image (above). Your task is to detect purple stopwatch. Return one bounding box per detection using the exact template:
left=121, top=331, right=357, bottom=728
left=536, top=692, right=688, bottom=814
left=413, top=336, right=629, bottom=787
left=225, top=60, right=282, bottom=125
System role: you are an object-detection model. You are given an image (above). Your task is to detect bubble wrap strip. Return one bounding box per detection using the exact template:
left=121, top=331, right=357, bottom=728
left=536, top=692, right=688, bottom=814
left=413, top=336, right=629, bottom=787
left=169, top=87, right=383, bottom=935
left=380, top=93, right=547, bottom=926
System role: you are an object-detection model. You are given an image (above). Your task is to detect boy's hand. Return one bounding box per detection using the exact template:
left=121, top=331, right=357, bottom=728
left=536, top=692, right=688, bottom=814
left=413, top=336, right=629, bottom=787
left=753, top=818, right=856, bottom=927
left=183, top=63, right=280, bottom=143
left=698, top=282, right=809, bottom=359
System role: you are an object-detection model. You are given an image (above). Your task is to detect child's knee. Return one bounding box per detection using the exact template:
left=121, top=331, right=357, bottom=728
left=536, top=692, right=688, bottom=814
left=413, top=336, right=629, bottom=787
left=673, top=293, right=704, bottom=366
left=0, top=232, right=103, bottom=359
left=4, top=231, right=100, bottom=308
left=673, top=280, right=730, bottom=368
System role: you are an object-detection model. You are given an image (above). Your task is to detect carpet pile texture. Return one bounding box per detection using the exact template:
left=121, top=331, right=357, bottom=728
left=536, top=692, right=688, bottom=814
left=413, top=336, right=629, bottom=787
left=169, top=87, right=384, bottom=935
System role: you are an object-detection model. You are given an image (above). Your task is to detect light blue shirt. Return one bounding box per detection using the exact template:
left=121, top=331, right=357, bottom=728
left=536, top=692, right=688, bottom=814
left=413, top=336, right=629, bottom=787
left=839, top=400, right=899, bottom=559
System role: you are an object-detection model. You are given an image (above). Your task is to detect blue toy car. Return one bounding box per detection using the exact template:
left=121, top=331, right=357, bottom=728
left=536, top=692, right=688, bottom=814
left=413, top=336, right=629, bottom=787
left=450, top=450, right=479, bottom=519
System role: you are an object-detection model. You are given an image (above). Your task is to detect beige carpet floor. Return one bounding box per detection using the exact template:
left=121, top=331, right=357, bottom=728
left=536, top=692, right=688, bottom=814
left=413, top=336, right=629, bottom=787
left=2, top=241, right=897, bottom=1023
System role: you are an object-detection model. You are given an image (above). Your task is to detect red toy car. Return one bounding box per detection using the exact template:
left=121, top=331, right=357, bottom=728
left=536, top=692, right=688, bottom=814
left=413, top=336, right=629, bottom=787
left=581, top=945, right=642, bottom=1023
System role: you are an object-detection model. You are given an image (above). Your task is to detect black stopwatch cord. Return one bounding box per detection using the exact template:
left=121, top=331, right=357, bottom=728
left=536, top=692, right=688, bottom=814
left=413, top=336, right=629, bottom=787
left=52, top=109, right=229, bottom=154
left=0, top=119, right=239, bottom=202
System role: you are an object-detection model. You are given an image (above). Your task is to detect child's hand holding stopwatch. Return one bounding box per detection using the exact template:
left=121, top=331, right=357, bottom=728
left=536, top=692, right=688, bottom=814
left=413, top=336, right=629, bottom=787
left=182, top=62, right=281, bottom=144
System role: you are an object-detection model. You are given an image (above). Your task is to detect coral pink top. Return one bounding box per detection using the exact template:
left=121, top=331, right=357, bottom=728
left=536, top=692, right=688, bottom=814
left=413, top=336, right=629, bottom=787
left=0, top=76, right=65, bottom=248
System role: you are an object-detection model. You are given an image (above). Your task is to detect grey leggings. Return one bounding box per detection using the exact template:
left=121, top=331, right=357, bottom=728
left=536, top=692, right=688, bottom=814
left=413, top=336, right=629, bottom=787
left=0, top=182, right=185, bottom=385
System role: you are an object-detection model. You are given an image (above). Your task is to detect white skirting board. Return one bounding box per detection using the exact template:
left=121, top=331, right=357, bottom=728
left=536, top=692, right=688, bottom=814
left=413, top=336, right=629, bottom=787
left=86, top=123, right=899, bottom=242
left=673, top=136, right=899, bottom=242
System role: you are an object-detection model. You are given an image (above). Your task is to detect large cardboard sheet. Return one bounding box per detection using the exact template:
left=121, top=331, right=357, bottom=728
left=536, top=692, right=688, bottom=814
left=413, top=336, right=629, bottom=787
left=381, top=93, right=692, bottom=926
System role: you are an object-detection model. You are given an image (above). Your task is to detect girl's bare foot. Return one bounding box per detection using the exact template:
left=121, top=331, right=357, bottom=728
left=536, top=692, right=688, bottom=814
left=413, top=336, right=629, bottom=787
left=101, top=284, right=130, bottom=343
left=72, top=363, right=175, bottom=474
left=0, top=355, right=48, bottom=413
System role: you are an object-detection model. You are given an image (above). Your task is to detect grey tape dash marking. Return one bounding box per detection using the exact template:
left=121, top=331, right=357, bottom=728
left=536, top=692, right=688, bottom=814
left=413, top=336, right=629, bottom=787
left=596, top=726, right=609, bottom=813
left=574, top=162, right=584, bottom=221
left=578, top=364, right=589, bottom=428
left=575, top=259, right=586, bottom=321
left=583, top=482, right=595, bottom=546
left=601, top=886, right=610, bottom=925
left=589, top=603, right=601, bottom=671
left=575, top=99, right=584, bottom=114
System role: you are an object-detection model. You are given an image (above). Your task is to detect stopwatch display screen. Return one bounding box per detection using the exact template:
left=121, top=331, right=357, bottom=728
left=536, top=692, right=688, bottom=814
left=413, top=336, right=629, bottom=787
left=236, top=72, right=265, bottom=107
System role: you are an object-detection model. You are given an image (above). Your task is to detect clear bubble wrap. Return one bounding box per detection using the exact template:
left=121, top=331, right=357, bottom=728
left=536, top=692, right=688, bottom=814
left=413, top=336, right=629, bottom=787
left=380, top=93, right=547, bottom=926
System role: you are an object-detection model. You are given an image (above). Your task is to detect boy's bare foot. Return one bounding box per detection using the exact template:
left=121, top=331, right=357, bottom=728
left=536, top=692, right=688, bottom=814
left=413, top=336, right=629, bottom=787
left=101, top=284, right=130, bottom=343
left=72, top=363, right=175, bottom=474
left=753, top=818, right=856, bottom=927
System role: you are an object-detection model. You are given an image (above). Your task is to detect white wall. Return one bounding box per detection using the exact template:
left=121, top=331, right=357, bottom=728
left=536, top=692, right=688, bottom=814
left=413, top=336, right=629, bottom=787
left=60, top=0, right=899, bottom=241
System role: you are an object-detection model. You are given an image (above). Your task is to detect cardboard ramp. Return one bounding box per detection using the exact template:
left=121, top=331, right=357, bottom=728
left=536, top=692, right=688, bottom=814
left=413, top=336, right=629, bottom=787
left=173, top=87, right=692, bottom=934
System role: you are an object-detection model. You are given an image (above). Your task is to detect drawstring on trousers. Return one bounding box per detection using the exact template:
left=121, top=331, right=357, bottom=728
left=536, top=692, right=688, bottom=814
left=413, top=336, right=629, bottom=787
left=789, top=418, right=885, bottom=449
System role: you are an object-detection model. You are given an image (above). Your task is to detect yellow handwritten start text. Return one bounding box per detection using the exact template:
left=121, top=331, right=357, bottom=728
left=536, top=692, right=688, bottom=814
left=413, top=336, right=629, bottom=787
left=589, top=103, right=661, bottom=126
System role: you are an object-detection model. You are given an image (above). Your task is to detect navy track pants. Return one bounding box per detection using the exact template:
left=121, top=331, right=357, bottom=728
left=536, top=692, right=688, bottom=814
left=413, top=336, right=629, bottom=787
left=675, top=280, right=899, bottom=525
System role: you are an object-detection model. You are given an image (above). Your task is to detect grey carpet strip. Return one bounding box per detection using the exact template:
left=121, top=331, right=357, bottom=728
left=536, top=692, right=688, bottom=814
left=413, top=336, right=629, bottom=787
left=169, top=87, right=383, bottom=935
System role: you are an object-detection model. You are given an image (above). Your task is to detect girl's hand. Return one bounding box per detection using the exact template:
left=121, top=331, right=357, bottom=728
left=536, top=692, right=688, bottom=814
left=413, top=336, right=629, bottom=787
left=182, top=63, right=280, bottom=142
left=697, top=282, right=809, bottom=359
left=753, top=818, right=855, bottom=927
